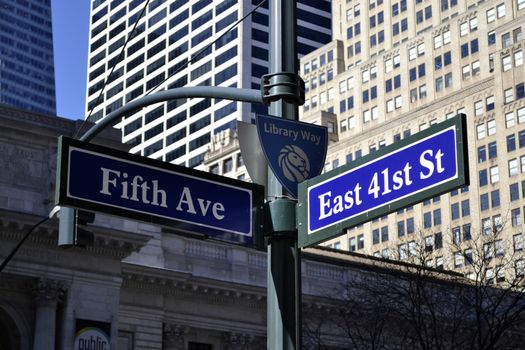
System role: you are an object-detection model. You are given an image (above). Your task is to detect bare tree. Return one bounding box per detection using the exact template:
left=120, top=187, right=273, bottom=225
left=448, top=217, right=525, bottom=350
left=303, top=221, right=525, bottom=349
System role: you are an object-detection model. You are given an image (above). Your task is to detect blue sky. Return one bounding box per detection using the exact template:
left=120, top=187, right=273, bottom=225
left=52, top=0, right=90, bottom=121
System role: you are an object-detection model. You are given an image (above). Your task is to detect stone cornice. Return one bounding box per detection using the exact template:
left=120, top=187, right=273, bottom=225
left=0, top=103, right=74, bottom=133
left=0, top=209, right=151, bottom=260
left=121, top=262, right=266, bottom=307
left=0, top=103, right=126, bottom=150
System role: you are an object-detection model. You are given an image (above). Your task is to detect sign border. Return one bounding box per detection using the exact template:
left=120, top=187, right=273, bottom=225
left=297, top=114, right=469, bottom=248
left=56, top=136, right=265, bottom=249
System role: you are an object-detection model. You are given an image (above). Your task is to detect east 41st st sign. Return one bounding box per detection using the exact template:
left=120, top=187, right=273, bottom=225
left=298, top=115, right=469, bottom=248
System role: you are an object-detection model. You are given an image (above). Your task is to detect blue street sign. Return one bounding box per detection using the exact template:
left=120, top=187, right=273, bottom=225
left=256, top=114, right=328, bottom=198
left=56, top=137, right=264, bottom=249
left=298, top=115, right=468, bottom=248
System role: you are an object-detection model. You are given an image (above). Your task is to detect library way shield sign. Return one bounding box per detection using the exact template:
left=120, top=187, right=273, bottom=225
left=298, top=114, right=469, bottom=248
left=256, top=114, right=328, bottom=198
left=56, top=137, right=265, bottom=249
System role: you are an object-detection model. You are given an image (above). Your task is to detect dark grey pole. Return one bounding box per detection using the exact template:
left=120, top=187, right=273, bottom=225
left=267, top=0, right=300, bottom=349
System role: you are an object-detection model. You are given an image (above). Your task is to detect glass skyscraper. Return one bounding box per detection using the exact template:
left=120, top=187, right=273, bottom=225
left=0, top=0, right=56, bottom=115
left=85, top=0, right=331, bottom=168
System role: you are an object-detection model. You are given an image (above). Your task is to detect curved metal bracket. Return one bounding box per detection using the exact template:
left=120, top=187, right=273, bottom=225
left=81, top=86, right=264, bottom=142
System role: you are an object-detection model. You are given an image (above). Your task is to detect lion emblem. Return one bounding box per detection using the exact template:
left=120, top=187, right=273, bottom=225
left=278, top=145, right=310, bottom=182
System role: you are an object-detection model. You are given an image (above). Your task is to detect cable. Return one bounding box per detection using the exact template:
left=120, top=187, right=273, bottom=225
left=77, top=0, right=267, bottom=138
left=74, top=0, right=153, bottom=139
left=144, top=0, right=268, bottom=96
left=0, top=216, right=51, bottom=273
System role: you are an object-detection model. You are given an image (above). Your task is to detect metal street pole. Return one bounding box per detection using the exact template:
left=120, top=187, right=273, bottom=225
left=267, top=0, right=301, bottom=349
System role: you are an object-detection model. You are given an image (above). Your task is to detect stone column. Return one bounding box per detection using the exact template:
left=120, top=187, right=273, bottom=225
left=32, top=278, right=64, bottom=350
left=163, top=324, right=189, bottom=350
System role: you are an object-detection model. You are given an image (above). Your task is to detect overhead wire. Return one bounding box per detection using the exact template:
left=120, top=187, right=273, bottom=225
left=76, top=0, right=268, bottom=139
left=74, top=0, right=153, bottom=139
left=144, top=0, right=268, bottom=96
left=0, top=216, right=51, bottom=273
left=1, top=0, right=155, bottom=274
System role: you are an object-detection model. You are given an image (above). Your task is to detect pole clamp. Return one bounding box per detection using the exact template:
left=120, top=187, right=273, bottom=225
left=264, top=199, right=297, bottom=239
left=261, top=73, right=305, bottom=106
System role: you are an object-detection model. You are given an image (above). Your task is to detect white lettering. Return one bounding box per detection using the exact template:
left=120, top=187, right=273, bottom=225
left=151, top=180, right=167, bottom=208
left=419, top=150, right=435, bottom=179
left=197, top=198, right=212, bottom=216
left=403, top=162, right=413, bottom=186
left=435, top=149, right=445, bottom=174
left=176, top=187, right=226, bottom=220
left=99, top=167, right=120, bottom=195
left=176, top=187, right=197, bottom=214
left=130, top=175, right=143, bottom=202
left=212, top=202, right=225, bottom=220
left=99, top=167, right=168, bottom=207
left=318, top=191, right=333, bottom=220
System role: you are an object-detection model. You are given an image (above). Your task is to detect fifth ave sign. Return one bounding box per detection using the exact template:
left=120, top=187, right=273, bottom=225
left=297, top=115, right=468, bottom=248
left=56, top=137, right=264, bottom=249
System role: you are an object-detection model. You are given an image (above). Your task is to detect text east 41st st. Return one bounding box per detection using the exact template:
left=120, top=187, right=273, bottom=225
left=317, top=149, right=445, bottom=220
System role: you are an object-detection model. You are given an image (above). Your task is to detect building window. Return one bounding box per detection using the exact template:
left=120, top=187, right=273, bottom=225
left=480, top=193, right=489, bottom=211
left=502, top=33, right=512, bottom=48
left=505, top=88, right=514, bottom=104
left=517, top=83, right=525, bottom=100
left=406, top=218, right=414, bottom=234
left=508, top=134, right=517, bottom=151
left=510, top=183, right=521, bottom=203
left=435, top=76, right=444, bottom=92
left=506, top=112, right=515, bottom=128
left=451, top=203, right=460, bottom=220
left=434, top=232, right=443, bottom=249
left=514, top=233, right=523, bottom=251
left=478, top=145, right=487, bottom=163
left=445, top=73, right=453, bottom=88
left=496, top=240, right=504, bottom=257
left=372, top=229, right=380, bottom=244
left=356, top=234, right=364, bottom=249
left=490, top=166, right=499, bottom=183
left=477, top=124, right=486, bottom=139
left=503, top=55, right=512, bottom=71
left=515, top=50, right=523, bottom=66
left=497, top=3, right=506, bottom=18
left=461, top=200, right=470, bottom=217
left=460, top=22, right=469, bottom=36
left=512, top=208, right=522, bottom=227
left=479, top=169, right=488, bottom=187
left=517, top=130, right=525, bottom=151
left=454, top=251, right=464, bottom=268
left=509, top=159, right=519, bottom=177
left=488, top=141, right=497, bottom=158
left=474, top=100, right=484, bottom=116
left=419, top=84, right=427, bottom=99
left=486, top=8, right=496, bottom=23
left=486, top=95, right=495, bottom=111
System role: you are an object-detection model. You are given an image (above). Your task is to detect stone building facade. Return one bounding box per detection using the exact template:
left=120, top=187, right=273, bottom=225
left=298, top=0, right=525, bottom=276
left=1, top=104, right=427, bottom=350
